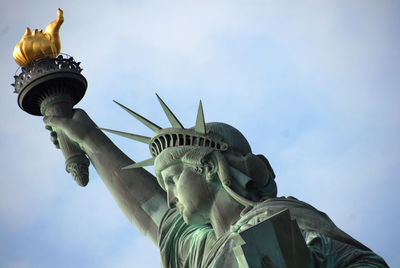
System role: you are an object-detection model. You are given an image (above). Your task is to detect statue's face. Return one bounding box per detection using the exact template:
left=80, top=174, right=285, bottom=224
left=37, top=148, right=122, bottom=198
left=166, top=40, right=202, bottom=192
left=160, top=162, right=216, bottom=225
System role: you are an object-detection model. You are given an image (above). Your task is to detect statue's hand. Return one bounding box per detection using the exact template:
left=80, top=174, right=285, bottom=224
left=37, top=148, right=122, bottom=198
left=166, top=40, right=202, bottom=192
left=43, top=108, right=97, bottom=153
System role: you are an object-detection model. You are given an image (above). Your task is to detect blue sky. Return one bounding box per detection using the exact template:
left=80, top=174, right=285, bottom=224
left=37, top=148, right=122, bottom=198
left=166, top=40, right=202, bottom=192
left=1, top=1, right=399, bottom=267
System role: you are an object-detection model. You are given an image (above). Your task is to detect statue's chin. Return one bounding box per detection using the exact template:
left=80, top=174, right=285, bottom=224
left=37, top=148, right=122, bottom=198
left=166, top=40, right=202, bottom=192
left=180, top=209, right=194, bottom=225
left=182, top=211, right=210, bottom=225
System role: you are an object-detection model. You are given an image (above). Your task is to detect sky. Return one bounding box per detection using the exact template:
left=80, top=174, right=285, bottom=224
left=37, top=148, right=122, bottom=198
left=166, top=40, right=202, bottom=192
left=1, top=0, right=399, bottom=267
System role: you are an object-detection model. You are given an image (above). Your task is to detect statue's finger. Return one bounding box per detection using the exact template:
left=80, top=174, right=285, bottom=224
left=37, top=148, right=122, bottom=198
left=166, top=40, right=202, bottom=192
left=45, top=125, right=52, bottom=131
left=50, top=135, right=58, bottom=144
left=50, top=131, right=57, bottom=138
left=43, top=116, right=67, bottom=128
left=43, top=116, right=52, bottom=126
left=43, top=116, right=56, bottom=126
left=54, top=141, right=60, bottom=149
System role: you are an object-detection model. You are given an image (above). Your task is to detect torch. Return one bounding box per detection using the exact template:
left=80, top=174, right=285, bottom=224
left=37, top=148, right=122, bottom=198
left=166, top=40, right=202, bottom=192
left=12, top=9, right=90, bottom=186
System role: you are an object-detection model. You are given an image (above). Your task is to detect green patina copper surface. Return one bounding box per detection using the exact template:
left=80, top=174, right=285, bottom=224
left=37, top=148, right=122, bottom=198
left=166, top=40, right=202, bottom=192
left=42, top=96, right=388, bottom=267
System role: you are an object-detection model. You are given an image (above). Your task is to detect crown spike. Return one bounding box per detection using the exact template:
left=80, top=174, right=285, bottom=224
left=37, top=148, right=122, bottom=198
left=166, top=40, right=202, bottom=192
left=99, top=127, right=151, bottom=144
left=195, top=100, right=206, bottom=134
left=156, top=93, right=184, bottom=129
left=113, top=100, right=161, bottom=132
left=122, top=157, right=155, bottom=169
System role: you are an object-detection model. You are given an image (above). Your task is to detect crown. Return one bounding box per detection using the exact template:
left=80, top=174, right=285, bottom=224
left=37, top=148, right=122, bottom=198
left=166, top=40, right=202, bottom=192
left=100, top=94, right=229, bottom=169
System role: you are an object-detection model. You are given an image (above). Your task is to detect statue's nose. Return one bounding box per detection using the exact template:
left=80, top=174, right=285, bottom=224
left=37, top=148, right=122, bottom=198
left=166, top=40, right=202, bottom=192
left=167, top=189, right=178, bottom=209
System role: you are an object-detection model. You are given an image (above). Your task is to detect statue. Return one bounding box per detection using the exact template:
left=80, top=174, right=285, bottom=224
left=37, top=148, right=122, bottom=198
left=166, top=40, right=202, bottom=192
left=42, top=99, right=388, bottom=267
left=13, top=9, right=388, bottom=268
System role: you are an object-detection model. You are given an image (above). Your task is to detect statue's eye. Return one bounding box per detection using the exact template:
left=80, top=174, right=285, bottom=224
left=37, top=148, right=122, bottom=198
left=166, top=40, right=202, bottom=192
left=165, top=177, right=174, bottom=186
left=166, top=175, right=179, bottom=186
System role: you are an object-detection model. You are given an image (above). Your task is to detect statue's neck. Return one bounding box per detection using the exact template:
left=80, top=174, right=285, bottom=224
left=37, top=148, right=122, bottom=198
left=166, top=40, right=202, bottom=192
left=210, top=189, right=244, bottom=238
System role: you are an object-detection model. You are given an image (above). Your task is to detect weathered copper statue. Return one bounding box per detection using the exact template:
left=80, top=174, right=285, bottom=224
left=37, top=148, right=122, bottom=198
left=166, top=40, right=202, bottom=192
left=42, top=99, right=388, bottom=267
left=14, top=9, right=388, bottom=268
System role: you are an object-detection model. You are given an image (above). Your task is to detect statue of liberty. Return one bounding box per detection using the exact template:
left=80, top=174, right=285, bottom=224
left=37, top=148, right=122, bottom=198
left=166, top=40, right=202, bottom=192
left=43, top=96, right=388, bottom=267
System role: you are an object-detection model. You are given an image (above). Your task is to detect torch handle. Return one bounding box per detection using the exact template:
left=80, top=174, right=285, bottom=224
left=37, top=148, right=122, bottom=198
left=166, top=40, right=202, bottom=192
left=42, top=95, right=90, bottom=186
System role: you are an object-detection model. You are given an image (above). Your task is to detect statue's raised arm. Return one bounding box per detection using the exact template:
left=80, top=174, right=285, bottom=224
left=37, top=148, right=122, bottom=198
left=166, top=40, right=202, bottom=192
left=12, top=9, right=167, bottom=244
left=44, top=108, right=167, bottom=244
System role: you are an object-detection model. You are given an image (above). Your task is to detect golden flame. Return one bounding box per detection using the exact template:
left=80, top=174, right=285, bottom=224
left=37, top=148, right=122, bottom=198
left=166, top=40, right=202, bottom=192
left=13, top=9, right=64, bottom=67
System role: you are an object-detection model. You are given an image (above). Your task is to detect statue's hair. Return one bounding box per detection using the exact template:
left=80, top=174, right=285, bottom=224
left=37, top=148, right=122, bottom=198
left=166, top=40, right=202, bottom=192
left=154, top=146, right=214, bottom=171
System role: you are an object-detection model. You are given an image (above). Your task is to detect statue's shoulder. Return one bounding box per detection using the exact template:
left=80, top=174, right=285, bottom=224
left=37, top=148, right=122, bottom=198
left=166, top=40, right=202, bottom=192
left=232, top=196, right=316, bottom=232
left=234, top=196, right=371, bottom=251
